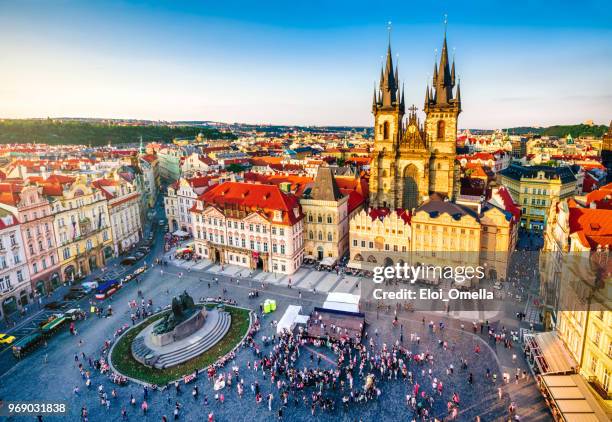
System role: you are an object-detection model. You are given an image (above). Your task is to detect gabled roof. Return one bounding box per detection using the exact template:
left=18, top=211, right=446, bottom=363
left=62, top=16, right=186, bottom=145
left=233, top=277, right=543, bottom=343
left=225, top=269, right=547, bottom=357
left=310, top=167, right=343, bottom=201
left=568, top=204, right=612, bottom=248
left=199, top=181, right=303, bottom=226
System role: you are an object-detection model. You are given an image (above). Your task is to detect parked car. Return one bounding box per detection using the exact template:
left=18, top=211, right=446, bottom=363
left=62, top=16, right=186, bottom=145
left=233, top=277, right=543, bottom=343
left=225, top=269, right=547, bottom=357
left=133, top=266, right=146, bottom=275
left=80, top=281, right=98, bottom=293
left=121, top=256, right=137, bottom=266
left=0, top=333, right=16, bottom=344
left=138, top=246, right=150, bottom=253
left=44, top=301, right=66, bottom=310
left=134, top=251, right=145, bottom=259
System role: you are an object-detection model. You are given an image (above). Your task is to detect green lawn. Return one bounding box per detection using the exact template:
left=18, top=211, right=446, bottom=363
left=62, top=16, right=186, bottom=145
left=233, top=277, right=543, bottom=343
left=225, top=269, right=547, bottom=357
left=110, top=306, right=251, bottom=385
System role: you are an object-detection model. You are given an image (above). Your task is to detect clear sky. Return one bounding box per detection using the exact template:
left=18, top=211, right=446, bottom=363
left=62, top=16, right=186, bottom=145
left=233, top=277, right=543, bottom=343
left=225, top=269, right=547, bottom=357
left=0, top=1, right=610, bottom=128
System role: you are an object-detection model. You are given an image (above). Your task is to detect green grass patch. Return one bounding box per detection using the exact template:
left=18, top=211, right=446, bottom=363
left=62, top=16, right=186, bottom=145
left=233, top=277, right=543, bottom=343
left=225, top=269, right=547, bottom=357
left=110, top=306, right=251, bottom=385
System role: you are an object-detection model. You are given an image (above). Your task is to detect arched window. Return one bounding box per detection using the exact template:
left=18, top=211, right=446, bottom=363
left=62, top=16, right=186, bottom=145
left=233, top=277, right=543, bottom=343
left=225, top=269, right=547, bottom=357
left=437, top=120, right=445, bottom=140
left=308, top=214, right=313, bottom=222
left=317, top=215, right=322, bottom=223
left=327, top=232, right=333, bottom=241
left=318, top=232, right=323, bottom=241
left=326, top=215, right=332, bottom=224
left=309, top=231, right=314, bottom=239
left=383, top=121, right=389, bottom=139
left=354, top=254, right=363, bottom=262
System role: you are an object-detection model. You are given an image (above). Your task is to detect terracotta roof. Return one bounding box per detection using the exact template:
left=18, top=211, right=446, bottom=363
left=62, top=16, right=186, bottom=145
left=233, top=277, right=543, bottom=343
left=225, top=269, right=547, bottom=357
left=568, top=205, right=612, bottom=248
left=368, top=207, right=411, bottom=224
left=199, top=181, right=303, bottom=226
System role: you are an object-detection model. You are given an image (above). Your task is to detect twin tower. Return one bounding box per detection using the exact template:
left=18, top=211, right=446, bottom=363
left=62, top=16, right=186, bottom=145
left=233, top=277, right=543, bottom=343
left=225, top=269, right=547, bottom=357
left=369, top=32, right=462, bottom=210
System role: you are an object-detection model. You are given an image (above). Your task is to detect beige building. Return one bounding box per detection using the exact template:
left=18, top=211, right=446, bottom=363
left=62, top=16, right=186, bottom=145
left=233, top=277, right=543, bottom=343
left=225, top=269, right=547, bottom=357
left=302, top=167, right=349, bottom=261
left=349, top=192, right=519, bottom=280
left=47, top=177, right=114, bottom=281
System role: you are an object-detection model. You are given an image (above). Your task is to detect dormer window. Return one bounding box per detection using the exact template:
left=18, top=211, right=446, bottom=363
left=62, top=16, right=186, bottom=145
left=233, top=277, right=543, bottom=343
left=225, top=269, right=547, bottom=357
left=273, top=211, right=282, bottom=222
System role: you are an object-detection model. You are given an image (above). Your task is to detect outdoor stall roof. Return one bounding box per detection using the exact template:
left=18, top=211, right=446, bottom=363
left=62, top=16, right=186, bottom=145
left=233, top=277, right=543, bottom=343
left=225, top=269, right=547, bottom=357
left=320, top=257, right=337, bottom=267
left=172, top=229, right=189, bottom=237
left=276, top=305, right=303, bottom=335
left=540, top=374, right=610, bottom=422
left=527, top=331, right=577, bottom=374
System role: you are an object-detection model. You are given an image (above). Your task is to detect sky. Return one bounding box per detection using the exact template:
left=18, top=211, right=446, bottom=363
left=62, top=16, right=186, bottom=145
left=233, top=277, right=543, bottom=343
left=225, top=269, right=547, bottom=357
left=0, top=1, right=610, bottom=129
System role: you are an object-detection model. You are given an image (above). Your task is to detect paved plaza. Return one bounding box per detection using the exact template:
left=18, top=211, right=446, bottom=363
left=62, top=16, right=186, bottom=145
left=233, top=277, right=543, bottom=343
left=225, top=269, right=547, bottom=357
left=0, top=228, right=551, bottom=421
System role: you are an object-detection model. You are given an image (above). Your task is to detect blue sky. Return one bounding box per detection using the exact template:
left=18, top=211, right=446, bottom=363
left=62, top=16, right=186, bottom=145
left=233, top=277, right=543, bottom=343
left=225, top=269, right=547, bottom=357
left=0, top=1, right=610, bottom=128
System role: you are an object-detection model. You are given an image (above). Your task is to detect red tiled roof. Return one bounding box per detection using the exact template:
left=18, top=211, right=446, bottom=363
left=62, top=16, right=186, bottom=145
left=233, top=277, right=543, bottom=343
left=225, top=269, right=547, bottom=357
left=368, top=207, right=411, bottom=224
left=568, top=204, right=612, bottom=248
left=198, top=181, right=303, bottom=226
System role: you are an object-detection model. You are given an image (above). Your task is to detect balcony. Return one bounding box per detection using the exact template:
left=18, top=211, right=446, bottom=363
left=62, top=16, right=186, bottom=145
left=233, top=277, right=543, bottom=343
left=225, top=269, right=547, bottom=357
left=587, top=376, right=611, bottom=400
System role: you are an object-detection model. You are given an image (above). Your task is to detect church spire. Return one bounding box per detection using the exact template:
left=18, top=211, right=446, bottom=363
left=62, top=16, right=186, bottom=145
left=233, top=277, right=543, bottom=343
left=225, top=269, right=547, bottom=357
left=380, top=36, right=399, bottom=107
left=456, top=79, right=462, bottom=111
left=451, top=59, right=456, bottom=87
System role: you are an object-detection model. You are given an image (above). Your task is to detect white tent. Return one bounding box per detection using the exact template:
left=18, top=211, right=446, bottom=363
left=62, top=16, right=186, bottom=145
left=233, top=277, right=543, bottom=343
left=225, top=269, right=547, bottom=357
left=173, top=229, right=190, bottom=237
left=276, top=305, right=303, bottom=335
left=323, top=292, right=360, bottom=313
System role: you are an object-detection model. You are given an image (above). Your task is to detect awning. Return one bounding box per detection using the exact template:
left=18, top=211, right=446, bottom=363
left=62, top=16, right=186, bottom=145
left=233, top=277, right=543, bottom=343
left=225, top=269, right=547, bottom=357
left=524, top=332, right=577, bottom=374
left=173, top=230, right=189, bottom=237
left=539, top=374, right=609, bottom=422
left=304, top=255, right=316, bottom=260
left=320, top=257, right=337, bottom=267
left=347, top=261, right=376, bottom=271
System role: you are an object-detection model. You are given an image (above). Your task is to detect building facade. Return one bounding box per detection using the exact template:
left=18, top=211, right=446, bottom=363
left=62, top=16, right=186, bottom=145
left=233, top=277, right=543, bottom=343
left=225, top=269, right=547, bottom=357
left=0, top=184, right=60, bottom=294
left=0, top=213, right=31, bottom=320
left=500, top=164, right=578, bottom=231
left=369, top=34, right=461, bottom=210
left=49, top=178, right=113, bottom=282
left=301, top=167, right=349, bottom=261
left=541, top=195, right=612, bottom=404
left=191, top=182, right=304, bottom=275
left=95, top=178, right=142, bottom=256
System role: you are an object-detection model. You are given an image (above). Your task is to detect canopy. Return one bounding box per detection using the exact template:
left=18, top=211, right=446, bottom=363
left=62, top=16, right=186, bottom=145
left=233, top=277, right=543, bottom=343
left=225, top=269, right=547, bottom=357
left=539, top=374, right=609, bottom=421
left=276, top=305, right=302, bottom=334
left=173, top=230, right=190, bottom=237
left=524, top=331, right=577, bottom=375
left=320, top=257, right=337, bottom=267
left=323, top=292, right=361, bottom=314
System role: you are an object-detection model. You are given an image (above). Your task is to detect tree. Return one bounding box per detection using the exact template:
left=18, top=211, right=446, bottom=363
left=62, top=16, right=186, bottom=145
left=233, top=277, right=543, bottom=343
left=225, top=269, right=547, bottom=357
left=226, top=163, right=245, bottom=173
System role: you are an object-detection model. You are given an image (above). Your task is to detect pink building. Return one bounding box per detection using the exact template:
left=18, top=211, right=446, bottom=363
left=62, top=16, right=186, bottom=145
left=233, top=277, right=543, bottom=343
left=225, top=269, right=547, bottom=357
left=0, top=183, right=60, bottom=295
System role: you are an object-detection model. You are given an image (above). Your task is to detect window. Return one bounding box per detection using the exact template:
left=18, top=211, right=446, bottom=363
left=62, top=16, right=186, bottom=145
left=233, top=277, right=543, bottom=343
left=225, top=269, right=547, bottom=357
left=9, top=234, right=16, bottom=246
left=383, top=121, right=389, bottom=139
left=86, top=239, right=93, bottom=250
left=281, top=264, right=286, bottom=272
left=279, top=228, right=284, bottom=236
left=33, top=262, right=38, bottom=273
left=29, top=244, right=34, bottom=255
left=369, top=242, right=373, bottom=248
left=353, top=239, right=357, bottom=247
left=272, top=227, right=277, bottom=235
left=317, top=215, right=322, bottom=223
left=241, top=238, right=246, bottom=248
left=436, top=120, right=445, bottom=140
left=250, top=240, right=255, bottom=250
left=103, top=231, right=109, bottom=241
left=361, top=240, right=365, bottom=247
left=327, top=216, right=332, bottom=224
left=327, top=233, right=332, bottom=241
left=263, top=242, right=268, bottom=252
left=590, top=355, right=598, bottom=373
left=280, top=244, right=285, bottom=254
left=13, top=253, right=20, bottom=264
left=249, top=224, right=253, bottom=231
left=308, top=214, right=313, bottom=222
left=63, top=248, right=71, bottom=259
left=0, top=256, right=6, bottom=269
left=272, top=244, right=277, bottom=253
left=17, top=270, right=23, bottom=283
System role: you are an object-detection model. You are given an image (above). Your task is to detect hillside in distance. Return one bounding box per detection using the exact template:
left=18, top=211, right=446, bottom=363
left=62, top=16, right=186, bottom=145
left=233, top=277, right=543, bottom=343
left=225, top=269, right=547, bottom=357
left=0, top=119, right=235, bottom=146
left=501, top=124, right=608, bottom=138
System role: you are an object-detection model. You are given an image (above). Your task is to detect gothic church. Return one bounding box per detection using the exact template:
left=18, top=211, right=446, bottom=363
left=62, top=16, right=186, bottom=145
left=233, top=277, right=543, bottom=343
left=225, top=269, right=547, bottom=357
left=369, top=32, right=462, bottom=210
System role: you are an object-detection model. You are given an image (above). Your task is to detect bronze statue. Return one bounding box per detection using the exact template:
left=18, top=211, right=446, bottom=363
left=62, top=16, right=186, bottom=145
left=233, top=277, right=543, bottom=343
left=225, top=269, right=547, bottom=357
left=153, top=291, right=197, bottom=335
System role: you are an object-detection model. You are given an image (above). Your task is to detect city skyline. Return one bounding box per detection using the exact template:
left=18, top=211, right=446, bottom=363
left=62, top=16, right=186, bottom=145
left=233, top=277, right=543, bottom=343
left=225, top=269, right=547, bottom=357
left=0, top=1, right=611, bottom=128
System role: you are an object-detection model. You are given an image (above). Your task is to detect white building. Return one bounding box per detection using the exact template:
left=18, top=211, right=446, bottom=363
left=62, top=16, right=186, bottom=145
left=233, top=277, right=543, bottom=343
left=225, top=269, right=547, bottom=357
left=165, top=176, right=215, bottom=233
left=191, top=182, right=304, bottom=275
left=94, top=177, right=142, bottom=255
left=0, top=212, right=31, bottom=320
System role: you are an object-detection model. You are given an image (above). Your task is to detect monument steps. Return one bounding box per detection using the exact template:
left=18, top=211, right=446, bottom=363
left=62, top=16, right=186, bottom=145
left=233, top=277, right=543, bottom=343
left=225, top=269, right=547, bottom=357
left=156, top=312, right=231, bottom=368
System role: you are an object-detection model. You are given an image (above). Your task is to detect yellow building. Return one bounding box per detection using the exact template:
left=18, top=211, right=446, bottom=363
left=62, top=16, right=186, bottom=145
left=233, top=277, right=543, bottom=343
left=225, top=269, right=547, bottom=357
left=349, top=192, right=518, bottom=280
left=499, top=164, right=577, bottom=231
left=541, top=196, right=612, bottom=408
left=47, top=177, right=114, bottom=281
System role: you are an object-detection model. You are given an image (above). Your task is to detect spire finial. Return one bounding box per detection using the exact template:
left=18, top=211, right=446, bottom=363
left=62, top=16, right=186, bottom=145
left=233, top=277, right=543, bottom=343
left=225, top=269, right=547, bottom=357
left=387, top=21, right=392, bottom=45
left=443, top=14, right=448, bottom=37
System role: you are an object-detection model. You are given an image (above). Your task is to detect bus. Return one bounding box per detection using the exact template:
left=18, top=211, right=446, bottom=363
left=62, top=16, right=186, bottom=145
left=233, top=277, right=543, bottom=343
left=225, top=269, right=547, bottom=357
left=95, top=280, right=121, bottom=300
